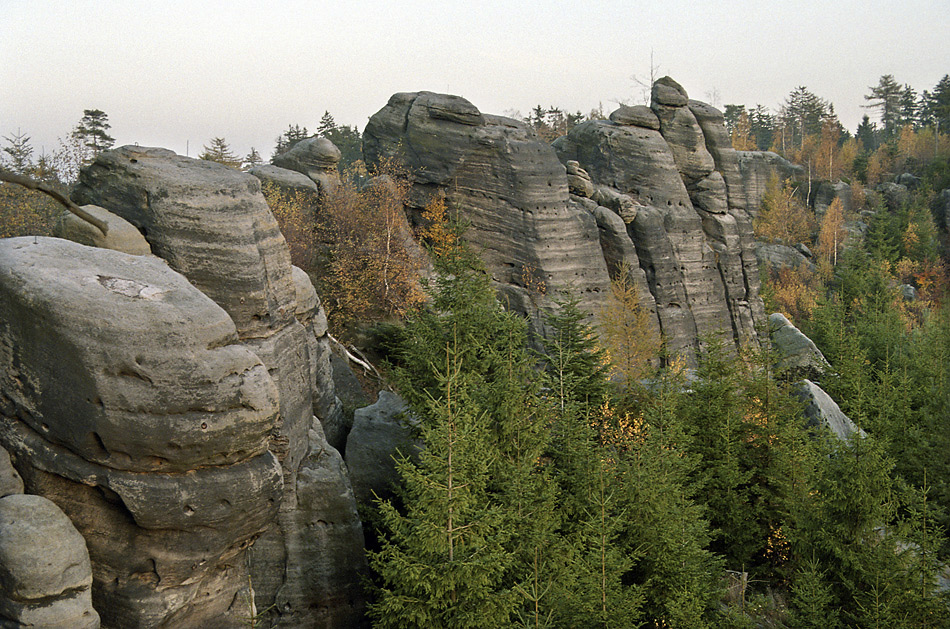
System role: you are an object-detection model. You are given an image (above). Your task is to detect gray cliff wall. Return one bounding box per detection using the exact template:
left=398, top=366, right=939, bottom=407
left=363, top=91, right=613, bottom=335
left=363, top=82, right=767, bottom=359
left=0, top=147, right=370, bottom=628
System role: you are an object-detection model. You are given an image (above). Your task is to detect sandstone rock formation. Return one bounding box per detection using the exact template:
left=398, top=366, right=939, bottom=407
left=363, top=91, right=613, bottom=336
left=736, top=150, right=804, bottom=215
left=0, top=236, right=281, bottom=628
left=271, top=137, right=342, bottom=199
left=53, top=204, right=152, bottom=256
left=813, top=180, right=853, bottom=220
left=755, top=242, right=815, bottom=272
left=552, top=78, right=765, bottom=356
left=796, top=380, right=867, bottom=443
left=31, top=146, right=366, bottom=627
left=345, top=391, right=418, bottom=506
left=0, top=447, right=22, bottom=498
left=363, top=85, right=766, bottom=358
left=768, top=313, right=831, bottom=381
left=0, top=494, right=100, bottom=628
left=250, top=164, right=321, bottom=197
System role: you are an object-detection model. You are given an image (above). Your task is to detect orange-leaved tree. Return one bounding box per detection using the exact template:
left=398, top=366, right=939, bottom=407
left=753, top=173, right=815, bottom=244
left=261, top=181, right=319, bottom=271
left=599, top=264, right=661, bottom=383
left=315, top=159, right=427, bottom=333
left=816, top=197, right=848, bottom=269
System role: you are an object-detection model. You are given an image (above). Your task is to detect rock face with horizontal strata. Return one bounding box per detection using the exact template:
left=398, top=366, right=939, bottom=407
left=363, top=91, right=612, bottom=334
left=68, top=148, right=366, bottom=627
left=553, top=78, right=766, bottom=358
left=0, top=237, right=282, bottom=628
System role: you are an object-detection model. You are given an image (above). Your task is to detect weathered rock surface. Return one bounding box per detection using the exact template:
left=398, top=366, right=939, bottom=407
left=54, top=204, right=152, bottom=256
left=896, top=172, right=922, bottom=190
left=266, top=421, right=368, bottom=629
left=250, top=164, right=320, bottom=197
left=271, top=137, right=342, bottom=198
left=70, top=148, right=364, bottom=626
left=736, top=151, right=804, bottom=215
left=0, top=447, right=22, bottom=498
left=813, top=180, right=852, bottom=220
left=0, top=494, right=100, bottom=628
left=553, top=80, right=765, bottom=357
left=755, top=242, right=815, bottom=272
left=0, top=237, right=281, bottom=628
left=566, top=160, right=595, bottom=198
left=609, top=104, right=660, bottom=130
left=796, top=380, right=867, bottom=443
left=876, top=181, right=909, bottom=212
left=292, top=266, right=346, bottom=452
left=363, top=91, right=612, bottom=334
left=345, top=391, right=418, bottom=506
left=769, top=313, right=831, bottom=381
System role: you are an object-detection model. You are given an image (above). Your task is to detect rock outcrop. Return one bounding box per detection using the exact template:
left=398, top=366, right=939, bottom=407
left=0, top=494, right=100, bottom=628
left=0, top=236, right=281, bottom=627
left=813, top=180, right=853, bottom=220
left=53, top=204, right=152, bottom=256
left=345, top=391, right=418, bottom=506
left=769, top=313, right=831, bottom=381
left=271, top=137, right=342, bottom=199
left=796, top=380, right=866, bottom=443
left=35, top=146, right=367, bottom=627
left=363, top=84, right=766, bottom=358
left=755, top=242, right=815, bottom=272
left=736, top=151, right=804, bottom=215
left=363, top=91, right=613, bottom=335
left=552, top=78, right=765, bottom=356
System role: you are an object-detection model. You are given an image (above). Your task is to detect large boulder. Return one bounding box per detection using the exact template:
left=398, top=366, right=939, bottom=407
left=271, top=137, right=342, bottom=197
left=0, top=237, right=282, bottom=628
left=53, top=204, right=152, bottom=256
left=0, top=494, right=100, bottom=628
left=608, top=105, right=660, bottom=130
left=345, top=391, right=418, bottom=507
left=769, top=313, right=831, bottom=381
left=755, top=242, right=815, bottom=272
left=876, top=181, right=909, bottom=212
left=813, top=181, right=852, bottom=220
left=796, top=380, right=867, bottom=443
left=250, top=164, right=320, bottom=197
left=736, top=151, right=804, bottom=215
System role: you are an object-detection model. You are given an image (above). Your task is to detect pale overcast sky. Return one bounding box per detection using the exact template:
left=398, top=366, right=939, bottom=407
left=2, top=0, right=948, bottom=160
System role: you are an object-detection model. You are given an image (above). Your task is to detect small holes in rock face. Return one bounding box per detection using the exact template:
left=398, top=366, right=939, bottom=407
left=130, top=159, right=138, bottom=163
left=41, top=423, right=49, bottom=432
left=201, top=422, right=208, bottom=430
left=184, top=505, right=195, bottom=516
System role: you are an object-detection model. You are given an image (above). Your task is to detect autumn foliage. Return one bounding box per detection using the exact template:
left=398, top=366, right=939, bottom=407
left=599, top=264, right=661, bottom=383
left=0, top=183, right=60, bottom=238
left=753, top=174, right=814, bottom=245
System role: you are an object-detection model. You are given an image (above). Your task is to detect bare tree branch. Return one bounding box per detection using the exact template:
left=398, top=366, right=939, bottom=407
left=0, top=168, right=108, bottom=236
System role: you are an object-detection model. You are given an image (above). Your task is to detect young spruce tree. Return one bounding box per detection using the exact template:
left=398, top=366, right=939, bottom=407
left=369, top=246, right=560, bottom=627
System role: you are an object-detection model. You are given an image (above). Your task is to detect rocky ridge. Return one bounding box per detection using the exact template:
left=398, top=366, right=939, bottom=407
left=362, top=82, right=769, bottom=358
